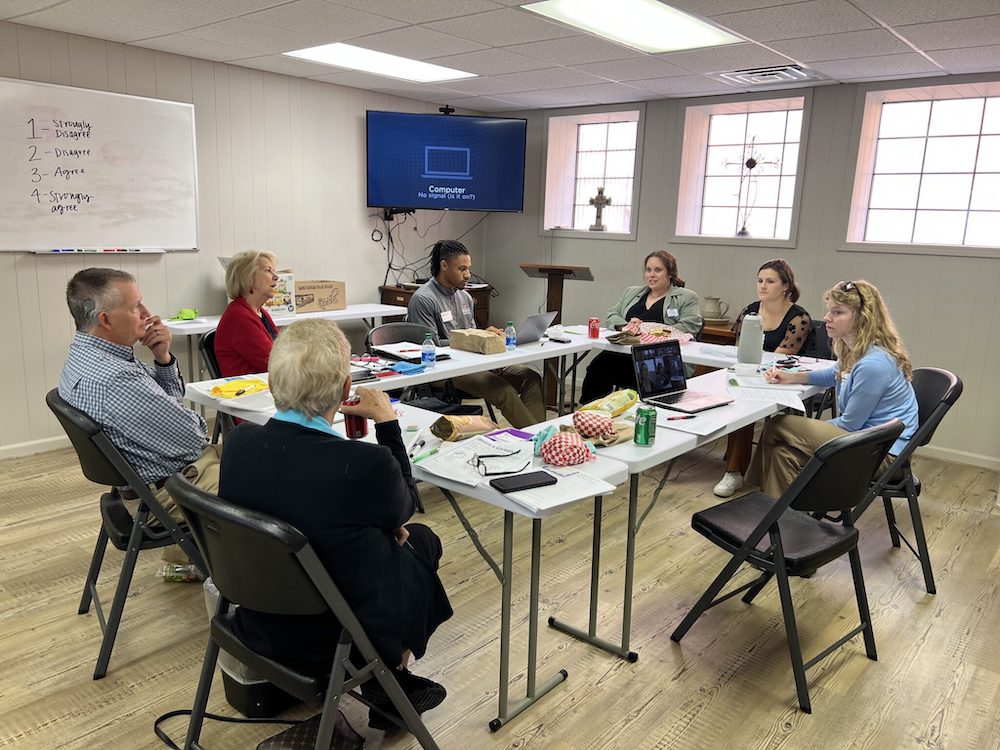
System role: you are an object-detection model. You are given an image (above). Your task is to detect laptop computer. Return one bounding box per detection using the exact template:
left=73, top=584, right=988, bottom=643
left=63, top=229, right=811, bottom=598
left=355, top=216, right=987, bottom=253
left=516, top=311, right=558, bottom=345
left=631, top=340, right=733, bottom=413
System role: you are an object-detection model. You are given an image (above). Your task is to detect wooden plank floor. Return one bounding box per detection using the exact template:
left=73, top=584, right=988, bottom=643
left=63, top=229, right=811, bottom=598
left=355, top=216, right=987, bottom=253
left=1, top=442, right=998, bottom=750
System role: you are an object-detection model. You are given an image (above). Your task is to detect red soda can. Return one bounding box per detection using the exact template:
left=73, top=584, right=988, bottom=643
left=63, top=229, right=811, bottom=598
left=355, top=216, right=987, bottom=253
left=342, top=395, right=368, bottom=440
left=588, top=317, right=600, bottom=339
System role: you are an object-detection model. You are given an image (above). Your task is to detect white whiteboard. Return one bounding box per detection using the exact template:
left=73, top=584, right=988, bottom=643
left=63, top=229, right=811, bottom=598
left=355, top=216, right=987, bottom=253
left=0, top=77, right=198, bottom=251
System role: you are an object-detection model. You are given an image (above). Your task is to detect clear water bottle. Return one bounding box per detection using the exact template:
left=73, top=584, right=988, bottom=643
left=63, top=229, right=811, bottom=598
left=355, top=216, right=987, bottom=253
left=421, top=332, right=436, bottom=369
left=736, top=313, right=764, bottom=365
left=504, top=321, right=516, bottom=351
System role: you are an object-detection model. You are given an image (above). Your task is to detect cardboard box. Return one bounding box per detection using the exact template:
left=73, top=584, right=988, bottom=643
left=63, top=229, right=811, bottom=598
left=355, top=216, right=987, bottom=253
left=450, top=328, right=505, bottom=355
left=262, top=273, right=295, bottom=317
left=295, top=280, right=346, bottom=313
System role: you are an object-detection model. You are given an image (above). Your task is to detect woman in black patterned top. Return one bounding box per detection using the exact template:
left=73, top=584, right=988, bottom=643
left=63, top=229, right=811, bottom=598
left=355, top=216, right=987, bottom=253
left=714, top=259, right=812, bottom=498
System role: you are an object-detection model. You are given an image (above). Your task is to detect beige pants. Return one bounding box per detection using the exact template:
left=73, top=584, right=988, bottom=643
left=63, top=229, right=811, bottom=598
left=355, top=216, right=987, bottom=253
left=453, top=365, right=546, bottom=428
left=745, top=415, right=893, bottom=498
left=149, top=445, right=221, bottom=564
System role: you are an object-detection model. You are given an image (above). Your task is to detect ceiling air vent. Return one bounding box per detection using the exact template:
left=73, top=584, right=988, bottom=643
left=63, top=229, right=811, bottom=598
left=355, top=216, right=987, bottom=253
left=710, top=64, right=826, bottom=86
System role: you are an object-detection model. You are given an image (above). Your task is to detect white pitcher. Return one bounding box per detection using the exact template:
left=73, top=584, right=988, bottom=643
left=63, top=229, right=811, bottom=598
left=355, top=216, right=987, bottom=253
left=702, top=296, right=729, bottom=319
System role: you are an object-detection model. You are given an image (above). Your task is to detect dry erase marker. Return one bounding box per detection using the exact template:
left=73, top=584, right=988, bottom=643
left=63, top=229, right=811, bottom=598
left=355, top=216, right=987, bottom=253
left=412, top=448, right=438, bottom=463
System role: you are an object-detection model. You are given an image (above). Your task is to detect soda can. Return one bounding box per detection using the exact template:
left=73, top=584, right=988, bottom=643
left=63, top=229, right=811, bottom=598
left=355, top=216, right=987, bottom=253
left=342, top=395, right=369, bottom=440
left=634, top=405, right=656, bottom=446
left=588, top=317, right=600, bottom=339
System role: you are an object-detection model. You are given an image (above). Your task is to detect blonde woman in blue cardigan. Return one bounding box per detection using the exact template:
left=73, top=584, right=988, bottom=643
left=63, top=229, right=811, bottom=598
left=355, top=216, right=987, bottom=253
left=580, top=250, right=702, bottom=402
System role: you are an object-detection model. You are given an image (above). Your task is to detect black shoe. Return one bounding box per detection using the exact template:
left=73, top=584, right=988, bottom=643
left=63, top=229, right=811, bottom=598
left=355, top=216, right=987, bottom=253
left=362, top=669, right=446, bottom=731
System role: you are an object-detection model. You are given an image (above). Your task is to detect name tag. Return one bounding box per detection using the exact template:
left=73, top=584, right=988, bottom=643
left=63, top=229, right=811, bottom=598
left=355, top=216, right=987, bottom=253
left=440, top=310, right=454, bottom=323
left=667, top=307, right=679, bottom=318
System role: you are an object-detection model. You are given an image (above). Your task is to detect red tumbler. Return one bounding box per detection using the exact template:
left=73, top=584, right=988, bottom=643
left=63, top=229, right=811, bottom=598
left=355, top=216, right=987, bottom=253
left=342, top=395, right=368, bottom=440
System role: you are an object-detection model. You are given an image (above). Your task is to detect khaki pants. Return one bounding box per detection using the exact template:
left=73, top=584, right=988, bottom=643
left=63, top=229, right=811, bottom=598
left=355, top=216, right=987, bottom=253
left=745, top=415, right=893, bottom=497
left=453, top=365, right=546, bottom=428
left=150, top=445, right=221, bottom=564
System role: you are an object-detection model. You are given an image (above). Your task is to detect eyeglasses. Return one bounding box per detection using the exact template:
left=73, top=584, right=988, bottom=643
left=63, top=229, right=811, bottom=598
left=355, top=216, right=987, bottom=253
left=467, top=447, right=531, bottom=477
left=836, top=280, right=864, bottom=308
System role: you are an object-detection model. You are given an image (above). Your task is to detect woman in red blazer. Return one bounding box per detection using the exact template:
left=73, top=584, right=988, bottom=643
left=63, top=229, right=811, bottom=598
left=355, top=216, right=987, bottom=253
left=215, top=250, right=280, bottom=376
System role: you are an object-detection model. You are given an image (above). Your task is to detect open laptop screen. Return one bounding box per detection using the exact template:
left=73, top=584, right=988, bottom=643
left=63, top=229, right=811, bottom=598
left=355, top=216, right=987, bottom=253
left=632, top=340, right=687, bottom=398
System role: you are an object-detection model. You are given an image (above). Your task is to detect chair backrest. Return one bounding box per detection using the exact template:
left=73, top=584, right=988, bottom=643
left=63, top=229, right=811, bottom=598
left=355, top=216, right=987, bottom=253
left=166, top=474, right=330, bottom=616
left=784, top=419, right=905, bottom=515
left=802, top=320, right=832, bottom=360
left=199, top=330, right=222, bottom=379
left=46, top=388, right=130, bottom=488
left=909, top=368, right=963, bottom=449
left=366, top=321, right=433, bottom=354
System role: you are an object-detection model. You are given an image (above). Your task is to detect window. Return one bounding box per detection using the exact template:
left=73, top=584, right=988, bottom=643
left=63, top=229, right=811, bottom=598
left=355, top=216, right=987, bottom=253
left=675, top=95, right=807, bottom=243
left=543, top=108, right=642, bottom=235
left=847, top=81, right=1000, bottom=250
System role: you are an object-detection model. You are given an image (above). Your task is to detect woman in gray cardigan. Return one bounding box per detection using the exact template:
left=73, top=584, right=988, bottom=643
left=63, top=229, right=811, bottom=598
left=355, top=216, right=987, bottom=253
left=580, top=250, right=702, bottom=402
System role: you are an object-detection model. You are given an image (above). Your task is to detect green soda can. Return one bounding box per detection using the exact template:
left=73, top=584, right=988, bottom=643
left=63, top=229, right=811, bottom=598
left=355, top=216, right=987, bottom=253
left=634, top=405, right=657, bottom=446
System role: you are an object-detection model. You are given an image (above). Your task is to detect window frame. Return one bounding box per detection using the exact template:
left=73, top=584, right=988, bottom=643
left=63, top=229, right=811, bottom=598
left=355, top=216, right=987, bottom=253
left=671, top=91, right=811, bottom=249
left=540, top=103, right=646, bottom=241
left=841, top=75, right=1000, bottom=260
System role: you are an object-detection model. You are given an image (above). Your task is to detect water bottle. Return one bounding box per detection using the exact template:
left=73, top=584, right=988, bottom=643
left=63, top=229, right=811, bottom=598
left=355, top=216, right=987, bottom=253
left=736, top=313, right=764, bottom=365
left=504, top=321, right=516, bottom=351
left=421, top=332, right=436, bottom=369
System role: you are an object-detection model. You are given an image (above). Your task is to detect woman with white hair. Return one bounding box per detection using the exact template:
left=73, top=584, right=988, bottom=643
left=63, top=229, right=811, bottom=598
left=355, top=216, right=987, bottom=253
left=214, top=250, right=280, bottom=376
left=219, top=318, right=453, bottom=731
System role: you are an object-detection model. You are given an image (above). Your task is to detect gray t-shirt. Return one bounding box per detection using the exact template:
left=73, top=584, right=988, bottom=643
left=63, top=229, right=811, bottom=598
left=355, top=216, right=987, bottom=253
left=407, top=278, right=476, bottom=346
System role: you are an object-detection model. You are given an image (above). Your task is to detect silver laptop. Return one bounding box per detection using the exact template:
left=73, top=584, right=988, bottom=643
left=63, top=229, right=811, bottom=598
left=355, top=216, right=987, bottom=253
left=516, top=311, right=558, bottom=345
left=631, top=340, right=733, bottom=413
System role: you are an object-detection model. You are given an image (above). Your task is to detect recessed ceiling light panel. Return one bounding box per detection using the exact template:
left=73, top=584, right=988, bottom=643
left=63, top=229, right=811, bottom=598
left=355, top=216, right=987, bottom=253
left=523, top=0, right=743, bottom=53
left=284, top=43, right=476, bottom=84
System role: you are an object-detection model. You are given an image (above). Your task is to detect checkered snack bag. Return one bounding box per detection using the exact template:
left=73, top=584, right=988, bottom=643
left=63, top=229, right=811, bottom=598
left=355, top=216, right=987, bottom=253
left=540, top=431, right=593, bottom=466
left=572, top=410, right=616, bottom=440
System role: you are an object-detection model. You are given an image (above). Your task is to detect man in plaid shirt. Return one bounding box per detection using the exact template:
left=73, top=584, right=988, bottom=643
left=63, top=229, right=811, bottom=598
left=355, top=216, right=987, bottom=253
left=59, top=268, right=219, bottom=523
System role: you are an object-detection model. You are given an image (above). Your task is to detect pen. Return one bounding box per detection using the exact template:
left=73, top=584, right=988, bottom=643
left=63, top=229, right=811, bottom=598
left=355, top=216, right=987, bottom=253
left=412, top=448, right=438, bottom=463
left=665, top=415, right=696, bottom=420
left=407, top=438, right=426, bottom=458
left=399, top=348, right=420, bottom=352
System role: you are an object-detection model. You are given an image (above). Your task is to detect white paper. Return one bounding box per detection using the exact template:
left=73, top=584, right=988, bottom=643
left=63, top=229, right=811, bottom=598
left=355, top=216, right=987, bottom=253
left=506, top=468, right=617, bottom=513
left=728, top=375, right=808, bottom=391
left=728, top=385, right=805, bottom=412
left=655, top=409, right=732, bottom=436
left=416, top=436, right=532, bottom=487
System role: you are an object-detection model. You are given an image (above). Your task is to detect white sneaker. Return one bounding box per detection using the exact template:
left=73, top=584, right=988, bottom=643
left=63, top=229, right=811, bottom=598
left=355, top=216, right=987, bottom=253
left=713, top=472, right=745, bottom=498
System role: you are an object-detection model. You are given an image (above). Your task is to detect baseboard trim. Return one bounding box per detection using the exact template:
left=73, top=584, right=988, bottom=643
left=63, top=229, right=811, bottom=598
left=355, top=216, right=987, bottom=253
left=915, top=445, right=1000, bottom=472
left=0, top=435, right=71, bottom=461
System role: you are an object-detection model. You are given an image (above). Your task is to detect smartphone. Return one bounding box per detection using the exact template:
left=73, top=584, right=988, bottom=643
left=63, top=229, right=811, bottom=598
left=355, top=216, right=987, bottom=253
left=489, top=470, right=558, bottom=494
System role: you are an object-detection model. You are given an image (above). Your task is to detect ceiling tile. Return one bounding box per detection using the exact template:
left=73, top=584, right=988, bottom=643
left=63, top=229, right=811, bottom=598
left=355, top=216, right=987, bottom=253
left=851, top=0, right=1000, bottom=25
left=0, top=0, right=79, bottom=21
left=771, top=29, right=911, bottom=63
left=425, top=48, right=546, bottom=76
left=896, top=15, right=1000, bottom=51
left=489, top=66, right=608, bottom=92
left=434, top=75, right=536, bottom=96
left=657, top=43, right=794, bottom=74
left=370, top=82, right=474, bottom=100
left=327, top=0, right=503, bottom=24
left=345, top=26, right=486, bottom=60
left=426, top=8, right=576, bottom=46
left=810, top=53, right=943, bottom=80
left=929, top=45, right=1000, bottom=74
left=554, top=81, right=646, bottom=104
left=181, top=18, right=332, bottom=54
left=10, top=9, right=164, bottom=42
left=713, top=0, right=878, bottom=42
left=630, top=74, right=739, bottom=96
left=572, top=56, right=691, bottom=82
left=135, top=34, right=262, bottom=62
left=498, top=89, right=600, bottom=108
left=669, top=0, right=811, bottom=16
left=245, top=0, right=404, bottom=38
left=6, top=0, right=242, bottom=34
left=504, top=35, right=643, bottom=66
left=307, top=69, right=414, bottom=89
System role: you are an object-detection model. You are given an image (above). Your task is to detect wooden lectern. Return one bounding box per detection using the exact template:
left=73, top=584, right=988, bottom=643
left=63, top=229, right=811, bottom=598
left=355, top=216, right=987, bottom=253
left=520, top=263, right=594, bottom=408
left=519, top=264, right=594, bottom=324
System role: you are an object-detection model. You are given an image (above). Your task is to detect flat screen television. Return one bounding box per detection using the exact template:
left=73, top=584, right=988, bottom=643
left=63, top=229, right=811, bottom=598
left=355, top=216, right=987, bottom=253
left=366, top=111, right=527, bottom=213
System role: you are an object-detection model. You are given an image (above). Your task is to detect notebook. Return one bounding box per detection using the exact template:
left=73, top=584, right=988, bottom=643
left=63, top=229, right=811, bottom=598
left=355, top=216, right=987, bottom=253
left=631, top=340, right=733, bottom=413
left=372, top=340, right=450, bottom=364
left=516, top=311, right=558, bottom=344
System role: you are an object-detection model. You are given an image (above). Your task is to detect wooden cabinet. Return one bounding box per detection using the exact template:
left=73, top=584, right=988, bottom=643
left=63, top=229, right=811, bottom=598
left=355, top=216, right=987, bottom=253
left=379, top=284, right=493, bottom=329
left=701, top=324, right=736, bottom=345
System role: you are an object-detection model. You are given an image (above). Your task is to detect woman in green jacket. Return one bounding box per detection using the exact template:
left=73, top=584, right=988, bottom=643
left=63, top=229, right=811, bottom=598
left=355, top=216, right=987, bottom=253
left=580, top=250, right=702, bottom=402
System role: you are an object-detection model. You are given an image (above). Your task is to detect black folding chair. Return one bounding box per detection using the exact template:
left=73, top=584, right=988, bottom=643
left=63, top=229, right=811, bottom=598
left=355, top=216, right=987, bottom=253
left=45, top=388, right=205, bottom=679
left=366, top=321, right=496, bottom=422
left=671, top=420, right=904, bottom=713
left=198, top=330, right=235, bottom=444
left=854, top=368, right=963, bottom=594
left=166, top=475, right=440, bottom=750
left=802, top=320, right=836, bottom=419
